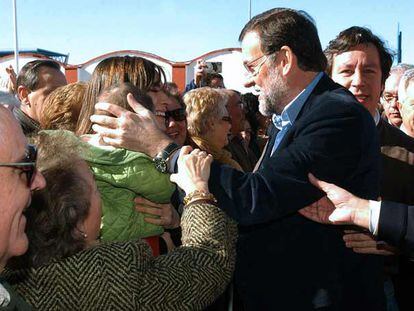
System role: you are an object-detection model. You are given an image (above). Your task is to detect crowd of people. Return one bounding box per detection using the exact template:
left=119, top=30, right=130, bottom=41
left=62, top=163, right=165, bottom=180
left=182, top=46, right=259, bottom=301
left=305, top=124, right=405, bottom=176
left=1, top=7, right=414, bottom=311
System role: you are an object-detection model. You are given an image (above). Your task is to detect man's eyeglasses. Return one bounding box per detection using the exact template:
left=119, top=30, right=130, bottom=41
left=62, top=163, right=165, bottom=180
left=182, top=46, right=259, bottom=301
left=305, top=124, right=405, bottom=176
left=381, top=93, right=398, bottom=104
left=155, top=108, right=187, bottom=127
left=222, top=116, right=232, bottom=123
left=244, top=54, right=268, bottom=79
left=0, top=144, right=37, bottom=187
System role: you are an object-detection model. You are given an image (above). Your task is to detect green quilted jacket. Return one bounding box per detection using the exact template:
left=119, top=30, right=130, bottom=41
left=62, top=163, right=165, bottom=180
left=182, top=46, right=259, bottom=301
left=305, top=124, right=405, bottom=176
left=83, top=144, right=175, bottom=242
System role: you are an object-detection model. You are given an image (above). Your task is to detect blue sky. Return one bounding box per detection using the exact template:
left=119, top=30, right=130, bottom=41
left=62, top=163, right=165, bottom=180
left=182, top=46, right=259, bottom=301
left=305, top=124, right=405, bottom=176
left=1, top=0, right=413, bottom=65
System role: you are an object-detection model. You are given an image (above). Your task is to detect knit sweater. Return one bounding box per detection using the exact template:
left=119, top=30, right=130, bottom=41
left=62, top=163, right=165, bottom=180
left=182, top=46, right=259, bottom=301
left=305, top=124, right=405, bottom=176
left=2, top=202, right=237, bottom=310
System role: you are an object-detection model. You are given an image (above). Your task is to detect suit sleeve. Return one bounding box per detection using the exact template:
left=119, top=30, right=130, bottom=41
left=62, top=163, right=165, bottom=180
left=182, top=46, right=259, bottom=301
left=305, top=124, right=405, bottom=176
left=209, top=101, right=379, bottom=226
left=378, top=201, right=414, bottom=255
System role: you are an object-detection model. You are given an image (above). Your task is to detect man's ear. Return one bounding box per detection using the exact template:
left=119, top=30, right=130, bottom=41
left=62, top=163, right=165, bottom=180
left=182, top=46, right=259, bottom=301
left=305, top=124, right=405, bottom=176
left=17, top=85, right=30, bottom=106
left=279, top=46, right=294, bottom=76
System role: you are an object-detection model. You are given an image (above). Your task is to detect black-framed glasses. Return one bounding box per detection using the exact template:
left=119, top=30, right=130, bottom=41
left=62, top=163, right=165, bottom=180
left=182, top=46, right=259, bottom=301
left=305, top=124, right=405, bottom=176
left=0, top=144, right=37, bottom=187
left=222, top=116, right=232, bottom=123
left=381, top=93, right=398, bottom=104
left=155, top=108, right=187, bottom=127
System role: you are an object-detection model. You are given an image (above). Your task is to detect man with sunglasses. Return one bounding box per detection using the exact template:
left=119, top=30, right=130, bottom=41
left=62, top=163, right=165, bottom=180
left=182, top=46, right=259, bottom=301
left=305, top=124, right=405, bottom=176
left=0, top=106, right=45, bottom=308
left=91, top=8, right=383, bottom=310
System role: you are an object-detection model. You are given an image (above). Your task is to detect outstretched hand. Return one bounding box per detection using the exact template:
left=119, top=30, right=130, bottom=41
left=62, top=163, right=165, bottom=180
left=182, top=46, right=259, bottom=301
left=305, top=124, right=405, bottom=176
left=90, top=93, right=172, bottom=157
left=299, top=173, right=370, bottom=229
left=170, top=146, right=213, bottom=195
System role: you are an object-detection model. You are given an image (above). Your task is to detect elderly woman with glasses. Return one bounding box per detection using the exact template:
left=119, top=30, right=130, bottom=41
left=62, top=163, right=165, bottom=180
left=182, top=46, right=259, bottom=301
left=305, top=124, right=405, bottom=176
left=2, top=130, right=237, bottom=310
left=184, top=87, right=242, bottom=171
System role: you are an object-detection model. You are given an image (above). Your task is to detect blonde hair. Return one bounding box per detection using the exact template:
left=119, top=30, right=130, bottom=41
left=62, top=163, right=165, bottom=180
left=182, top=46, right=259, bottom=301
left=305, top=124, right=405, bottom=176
left=40, top=82, right=87, bottom=131
left=184, top=87, right=228, bottom=137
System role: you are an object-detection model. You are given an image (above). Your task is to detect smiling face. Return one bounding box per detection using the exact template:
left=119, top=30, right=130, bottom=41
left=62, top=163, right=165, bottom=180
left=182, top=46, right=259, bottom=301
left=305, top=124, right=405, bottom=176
left=331, top=43, right=383, bottom=116
left=0, top=108, right=46, bottom=269
left=148, top=89, right=169, bottom=131
left=165, top=96, right=187, bottom=146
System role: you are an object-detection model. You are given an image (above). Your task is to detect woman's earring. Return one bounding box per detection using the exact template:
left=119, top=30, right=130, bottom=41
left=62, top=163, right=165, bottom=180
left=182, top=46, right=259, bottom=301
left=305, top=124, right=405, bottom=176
left=79, top=230, right=88, bottom=239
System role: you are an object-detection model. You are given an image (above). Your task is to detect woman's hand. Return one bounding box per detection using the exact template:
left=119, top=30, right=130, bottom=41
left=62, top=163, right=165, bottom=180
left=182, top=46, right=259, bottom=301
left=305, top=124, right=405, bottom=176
left=170, top=146, right=213, bottom=194
left=135, top=196, right=180, bottom=229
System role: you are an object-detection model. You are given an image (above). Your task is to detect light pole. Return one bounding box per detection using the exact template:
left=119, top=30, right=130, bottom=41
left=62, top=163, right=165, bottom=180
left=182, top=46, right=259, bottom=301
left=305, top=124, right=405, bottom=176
left=249, top=0, right=252, bottom=20
left=12, top=0, right=19, bottom=73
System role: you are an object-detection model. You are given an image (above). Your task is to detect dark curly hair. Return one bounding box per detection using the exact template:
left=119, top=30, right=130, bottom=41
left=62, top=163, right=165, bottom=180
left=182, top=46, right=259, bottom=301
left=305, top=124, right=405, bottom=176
left=10, top=131, right=92, bottom=268
left=325, top=26, right=394, bottom=85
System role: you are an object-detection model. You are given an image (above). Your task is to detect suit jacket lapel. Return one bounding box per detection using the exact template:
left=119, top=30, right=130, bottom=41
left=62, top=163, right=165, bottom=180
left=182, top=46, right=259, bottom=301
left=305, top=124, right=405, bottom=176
left=255, top=124, right=278, bottom=170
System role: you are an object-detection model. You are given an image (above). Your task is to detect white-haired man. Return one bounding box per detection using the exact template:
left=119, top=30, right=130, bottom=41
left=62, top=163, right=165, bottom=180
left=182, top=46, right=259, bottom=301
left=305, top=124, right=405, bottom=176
left=398, top=69, right=414, bottom=138
left=382, top=64, right=414, bottom=127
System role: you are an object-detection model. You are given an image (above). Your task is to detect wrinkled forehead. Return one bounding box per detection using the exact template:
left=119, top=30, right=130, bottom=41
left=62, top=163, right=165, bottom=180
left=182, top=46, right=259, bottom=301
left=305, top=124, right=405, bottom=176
left=0, top=107, right=27, bottom=162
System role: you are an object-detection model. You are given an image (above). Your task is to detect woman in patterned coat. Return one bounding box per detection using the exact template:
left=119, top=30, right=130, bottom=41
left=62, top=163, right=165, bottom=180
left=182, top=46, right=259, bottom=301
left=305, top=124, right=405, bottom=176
left=2, top=132, right=237, bottom=310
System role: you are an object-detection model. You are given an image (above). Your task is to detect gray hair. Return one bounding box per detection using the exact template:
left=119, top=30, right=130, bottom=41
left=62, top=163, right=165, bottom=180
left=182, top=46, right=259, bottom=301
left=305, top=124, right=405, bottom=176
left=398, top=68, right=414, bottom=104
left=0, top=91, right=20, bottom=109
left=390, top=63, right=414, bottom=76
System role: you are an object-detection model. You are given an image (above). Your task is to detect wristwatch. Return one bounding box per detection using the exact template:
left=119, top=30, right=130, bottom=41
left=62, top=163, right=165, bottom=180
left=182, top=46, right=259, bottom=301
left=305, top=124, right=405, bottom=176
left=153, top=142, right=180, bottom=173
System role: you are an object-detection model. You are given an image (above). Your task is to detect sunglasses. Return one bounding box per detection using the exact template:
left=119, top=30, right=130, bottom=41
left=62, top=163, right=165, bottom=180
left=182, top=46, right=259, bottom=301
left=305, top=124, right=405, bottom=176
left=155, top=108, right=187, bottom=127
left=0, top=144, right=37, bottom=187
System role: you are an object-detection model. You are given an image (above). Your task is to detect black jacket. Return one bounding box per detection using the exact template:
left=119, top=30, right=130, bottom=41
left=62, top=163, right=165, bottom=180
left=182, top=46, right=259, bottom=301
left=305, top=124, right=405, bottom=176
left=209, top=74, right=385, bottom=310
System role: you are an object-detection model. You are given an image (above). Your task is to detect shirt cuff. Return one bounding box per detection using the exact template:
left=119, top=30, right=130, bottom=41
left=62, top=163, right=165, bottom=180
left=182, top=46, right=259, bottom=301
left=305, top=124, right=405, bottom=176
left=369, top=200, right=382, bottom=235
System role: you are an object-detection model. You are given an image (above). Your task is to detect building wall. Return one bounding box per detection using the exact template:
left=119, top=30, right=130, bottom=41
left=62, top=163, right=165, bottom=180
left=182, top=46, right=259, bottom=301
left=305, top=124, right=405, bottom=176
left=0, top=48, right=254, bottom=94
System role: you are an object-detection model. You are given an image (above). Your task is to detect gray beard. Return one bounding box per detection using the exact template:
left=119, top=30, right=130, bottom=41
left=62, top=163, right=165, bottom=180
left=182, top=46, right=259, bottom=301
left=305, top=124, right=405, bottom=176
left=258, top=68, right=289, bottom=116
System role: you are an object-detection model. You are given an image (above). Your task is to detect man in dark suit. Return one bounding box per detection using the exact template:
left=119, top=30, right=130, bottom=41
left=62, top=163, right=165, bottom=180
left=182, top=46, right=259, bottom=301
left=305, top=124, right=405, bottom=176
left=325, top=27, right=414, bottom=310
left=206, top=9, right=385, bottom=310
left=325, top=26, right=414, bottom=207
left=90, top=8, right=385, bottom=310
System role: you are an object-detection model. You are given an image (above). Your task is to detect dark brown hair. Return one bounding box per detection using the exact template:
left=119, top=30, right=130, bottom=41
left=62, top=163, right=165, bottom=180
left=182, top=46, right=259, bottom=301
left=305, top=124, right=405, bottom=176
left=17, top=60, right=61, bottom=91
left=239, top=8, right=327, bottom=72
left=324, top=26, right=394, bottom=85
left=10, top=131, right=91, bottom=268
left=96, top=82, right=154, bottom=118
left=76, top=56, right=166, bottom=135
